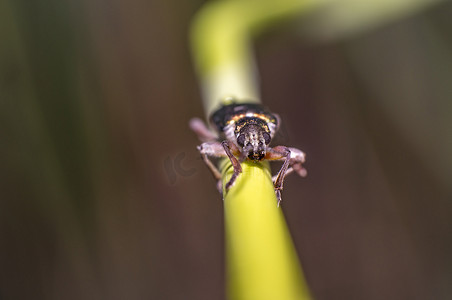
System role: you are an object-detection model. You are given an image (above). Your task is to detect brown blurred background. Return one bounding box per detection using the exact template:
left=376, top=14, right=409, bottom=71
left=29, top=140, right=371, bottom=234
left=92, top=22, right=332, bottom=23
left=1, top=0, right=451, bottom=299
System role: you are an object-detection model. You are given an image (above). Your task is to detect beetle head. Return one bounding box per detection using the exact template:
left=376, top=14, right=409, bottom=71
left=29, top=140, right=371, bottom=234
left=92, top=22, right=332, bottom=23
left=236, top=124, right=271, bottom=161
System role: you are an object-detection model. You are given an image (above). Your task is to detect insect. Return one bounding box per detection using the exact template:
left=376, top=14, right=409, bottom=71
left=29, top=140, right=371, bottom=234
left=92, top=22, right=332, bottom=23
left=190, top=101, right=306, bottom=205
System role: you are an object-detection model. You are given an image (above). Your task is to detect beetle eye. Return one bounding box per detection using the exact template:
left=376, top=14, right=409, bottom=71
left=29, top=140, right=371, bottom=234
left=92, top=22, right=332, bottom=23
left=263, top=132, right=271, bottom=145
left=237, top=134, right=246, bottom=146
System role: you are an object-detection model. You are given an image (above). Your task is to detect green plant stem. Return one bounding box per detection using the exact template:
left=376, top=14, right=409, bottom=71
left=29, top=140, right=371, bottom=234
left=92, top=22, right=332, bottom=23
left=221, top=160, right=312, bottom=300
left=190, top=0, right=316, bottom=117
left=191, top=1, right=313, bottom=299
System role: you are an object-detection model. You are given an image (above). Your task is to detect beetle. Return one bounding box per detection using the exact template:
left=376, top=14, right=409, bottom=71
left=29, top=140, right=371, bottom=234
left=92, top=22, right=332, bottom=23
left=190, top=101, right=306, bottom=205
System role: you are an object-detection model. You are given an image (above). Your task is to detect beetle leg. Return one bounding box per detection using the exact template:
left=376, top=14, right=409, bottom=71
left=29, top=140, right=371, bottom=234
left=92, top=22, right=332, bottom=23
left=190, top=118, right=218, bottom=142
left=197, top=142, right=225, bottom=194
left=272, top=167, right=294, bottom=183
left=267, top=147, right=291, bottom=205
left=197, top=141, right=242, bottom=195
left=270, top=159, right=307, bottom=183
left=221, top=140, right=242, bottom=190
left=266, top=146, right=306, bottom=205
left=197, top=143, right=225, bottom=180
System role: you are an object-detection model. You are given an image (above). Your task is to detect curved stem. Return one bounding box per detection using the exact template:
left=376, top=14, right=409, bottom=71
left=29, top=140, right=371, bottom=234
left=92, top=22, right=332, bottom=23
left=221, top=160, right=312, bottom=300
left=190, top=1, right=313, bottom=299
left=190, top=0, right=315, bottom=116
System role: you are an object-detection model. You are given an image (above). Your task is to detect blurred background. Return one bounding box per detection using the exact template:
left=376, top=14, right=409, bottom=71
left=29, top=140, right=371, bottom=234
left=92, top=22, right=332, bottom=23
left=1, top=0, right=451, bottom=299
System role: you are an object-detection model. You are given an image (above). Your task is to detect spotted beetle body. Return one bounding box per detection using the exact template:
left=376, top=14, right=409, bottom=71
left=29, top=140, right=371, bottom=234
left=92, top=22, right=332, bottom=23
left=190, top=101, right=306, bottom=205
left=210, top=103, right=279, bottom=161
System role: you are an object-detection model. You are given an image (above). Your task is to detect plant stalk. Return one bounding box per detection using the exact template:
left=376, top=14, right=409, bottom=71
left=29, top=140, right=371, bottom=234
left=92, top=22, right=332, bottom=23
left=190, top=1, right=313, bottom=299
